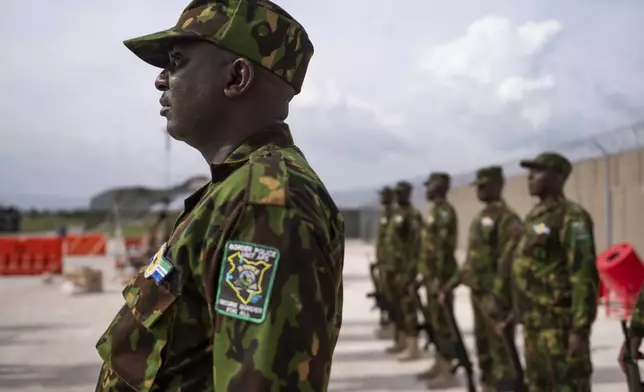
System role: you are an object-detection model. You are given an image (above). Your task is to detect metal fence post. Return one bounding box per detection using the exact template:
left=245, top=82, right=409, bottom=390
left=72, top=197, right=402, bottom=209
left=593, top=140, right=613, bottom=249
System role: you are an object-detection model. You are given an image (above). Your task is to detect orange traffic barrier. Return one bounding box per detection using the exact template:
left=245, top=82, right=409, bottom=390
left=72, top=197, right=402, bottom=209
left=0, top=236, right=63, bottom=275
left=64, top=234, right=106, bottom=256
left=124, top=237, right=144, bottom=255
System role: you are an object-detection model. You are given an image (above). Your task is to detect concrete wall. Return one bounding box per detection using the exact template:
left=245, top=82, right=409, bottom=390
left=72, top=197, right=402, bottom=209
left=448, top=148, right=644, bottom=254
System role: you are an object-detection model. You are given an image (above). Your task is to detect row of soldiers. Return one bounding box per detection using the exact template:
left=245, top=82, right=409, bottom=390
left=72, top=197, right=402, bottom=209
left=370, top=152, right=599, bottom=391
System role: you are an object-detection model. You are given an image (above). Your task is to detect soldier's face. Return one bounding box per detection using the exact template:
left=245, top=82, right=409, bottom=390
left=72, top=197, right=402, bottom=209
left=396, top=191, right=410, bottom=205
left=527, top=167, right=548, bottom=196
left=380, top=193, right=393, bottom=205
left=476, top=182, right=490, bottom=202
left=155, top=41, right=238, bottom=145
left=477, top=181, right=501, bottom=202
left=425, top=184, right=435, bottom=200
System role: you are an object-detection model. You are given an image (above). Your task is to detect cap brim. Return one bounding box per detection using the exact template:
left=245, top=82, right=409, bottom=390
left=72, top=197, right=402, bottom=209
left=470, top=178, right=485, bottom=186
left=123, top=28, right=202, bottom=68
left=519, top=160, right=547, bottom=170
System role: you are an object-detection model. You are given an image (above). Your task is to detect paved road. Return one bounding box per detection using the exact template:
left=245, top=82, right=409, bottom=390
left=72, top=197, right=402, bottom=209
left=0, top=240, right=632, bottom=391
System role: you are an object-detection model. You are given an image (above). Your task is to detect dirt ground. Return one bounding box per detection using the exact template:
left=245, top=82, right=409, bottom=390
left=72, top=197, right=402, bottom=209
left=0, top=240, right=632, bottom=391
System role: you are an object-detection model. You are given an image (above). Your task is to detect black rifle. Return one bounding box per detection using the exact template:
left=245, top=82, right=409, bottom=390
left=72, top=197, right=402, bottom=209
left=621, top=320, right=644, bottom=392
left=366, top=263, right=398, bottom=326
left=470, top=298, right=524, bottom=392
left=494, top=321, right=525, bottom=392
left=436, top=293, right=476, bottom=392
left=412, top=279, right=436, bottom=351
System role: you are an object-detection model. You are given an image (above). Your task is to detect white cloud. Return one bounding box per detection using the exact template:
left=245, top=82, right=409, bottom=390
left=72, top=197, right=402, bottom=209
left=414, top=15, right=563, bottom=135
left=496, top=75, right=556, bottom=103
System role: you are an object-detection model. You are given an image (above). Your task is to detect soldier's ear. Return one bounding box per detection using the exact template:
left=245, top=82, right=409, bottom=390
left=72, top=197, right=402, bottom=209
left=223, top=58, right=255, bottom=98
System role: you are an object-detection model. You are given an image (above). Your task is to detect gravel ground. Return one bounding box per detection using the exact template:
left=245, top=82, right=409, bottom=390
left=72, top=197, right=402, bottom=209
left=0, top=240, right=632, bottom=391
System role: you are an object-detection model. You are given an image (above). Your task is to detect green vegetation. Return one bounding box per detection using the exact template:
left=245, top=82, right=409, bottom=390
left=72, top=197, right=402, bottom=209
left=20, top=216, right=149, bottom=237
left=16, top=209, right=183, bottom=237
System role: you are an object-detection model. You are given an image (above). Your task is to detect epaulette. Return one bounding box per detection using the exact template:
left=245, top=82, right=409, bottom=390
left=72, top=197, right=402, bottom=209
left=246, top=146, right=289, bottom=206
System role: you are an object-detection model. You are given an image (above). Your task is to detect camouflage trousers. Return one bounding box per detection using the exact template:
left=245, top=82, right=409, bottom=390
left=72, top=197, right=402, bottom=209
left=425, top=289, right=454, bottom=359
left=523, top=326, right=592, bottom=392
left=386, top=271, right=418, bottom=335
left=471, top=293, right=515, bottom=385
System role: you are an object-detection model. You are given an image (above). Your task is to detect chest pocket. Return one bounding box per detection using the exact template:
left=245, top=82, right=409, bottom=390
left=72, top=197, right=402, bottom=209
left=473, top=213, right=501, bottom=275
left=521, top=208, right=565, bottom=261
left=96, top=272, right=179, bottom=392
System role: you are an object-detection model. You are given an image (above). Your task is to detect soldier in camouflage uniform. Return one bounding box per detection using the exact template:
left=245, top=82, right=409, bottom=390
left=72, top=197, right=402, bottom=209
left=373, top=186, right=395, bottom=340
left=509, top=152, right=598, bottom=392
left=619, top=284, right=644, bottom=375
left=95, top=1, right=345, bottom=391
left=441, top=166, right=522, bottom=392
left=384, top=181, right=423, bottom=361
left=418, top=172, right=460, bottom=389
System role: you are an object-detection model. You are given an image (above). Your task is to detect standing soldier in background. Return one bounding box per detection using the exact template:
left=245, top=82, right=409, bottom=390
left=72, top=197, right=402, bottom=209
left=619, top=279, right=644, bottom=374
left=144, top=203, right=173, bottom=257
left=385, top=181, right=423, bottom=361
left=419, top=172, right=460, bottom=389
left=372, top=186, right=395, bottom=340
left=507, top=152, right=598, bottom=392
left=440, top=166, right=522, bottom=392
left=95, top=1, right=345, bottom=390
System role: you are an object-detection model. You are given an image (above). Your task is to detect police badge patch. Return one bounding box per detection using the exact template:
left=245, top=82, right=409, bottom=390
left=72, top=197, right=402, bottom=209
left=215, top=240, right=280, bottom=323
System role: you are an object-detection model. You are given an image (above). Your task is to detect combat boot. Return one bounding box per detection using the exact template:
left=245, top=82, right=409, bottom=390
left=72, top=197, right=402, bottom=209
left=425, top=356, right=460, bottom=389
left=385, top=331, right=405, bottom=353
left=396, top=336, right=420, bottom=361
left=415, top=354, right=444, bottom=380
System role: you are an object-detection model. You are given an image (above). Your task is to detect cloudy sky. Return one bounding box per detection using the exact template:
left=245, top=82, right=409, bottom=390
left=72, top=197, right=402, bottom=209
left=2, top=0, right=644, bottom=208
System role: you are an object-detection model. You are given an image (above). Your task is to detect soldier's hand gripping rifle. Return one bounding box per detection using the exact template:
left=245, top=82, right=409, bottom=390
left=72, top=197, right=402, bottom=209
left=621, top=320, right=644, bottom=392
left=491, top=311, right=525, bottom=392
left=366, top=262, right=385, bottom=310
left=412, top=279, right=436, bottom=352
left=438, top=291, right=476, bottom=392
left=366, top=262, right=398, bottom=326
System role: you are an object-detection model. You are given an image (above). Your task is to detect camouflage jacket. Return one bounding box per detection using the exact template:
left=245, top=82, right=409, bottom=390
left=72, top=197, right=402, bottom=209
left=383, top=205, right=422, bottom=274
left=512, top=196, right=598, bottom=334
left=420, top=199, right=458, bottom=284
left=449, top=200, right=521, bottom=300
left=95, top=124, right=345, bottom=392
left=375, top=206, right=394, bottom=264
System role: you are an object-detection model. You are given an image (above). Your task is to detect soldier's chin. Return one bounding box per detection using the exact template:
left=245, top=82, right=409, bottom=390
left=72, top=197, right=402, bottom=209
left=165, top=121, right=186, bottom=142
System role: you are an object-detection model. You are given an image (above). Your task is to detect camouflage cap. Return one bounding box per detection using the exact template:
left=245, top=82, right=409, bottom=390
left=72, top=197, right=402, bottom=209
left=424, top=172, right=451, bottom=187
left=123, top=0, right=314, bottom=94
left=471, top=165, right=504, bottom=186
left=379, top=186, right=393, bottom=195
left=394, top=181, right=413, bottom=193
left=520, top=152, right=572, bottom=179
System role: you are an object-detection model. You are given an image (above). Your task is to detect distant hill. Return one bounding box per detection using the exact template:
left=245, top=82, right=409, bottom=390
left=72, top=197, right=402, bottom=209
left=1, top=171, right=485, bottom=211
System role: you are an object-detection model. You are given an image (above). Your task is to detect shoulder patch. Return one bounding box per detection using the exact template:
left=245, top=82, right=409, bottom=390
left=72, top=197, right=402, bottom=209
left=481, top=216, right=495, bottom=227
left=439, top=209, right=452, bottom=222
left=248, top=149, right=288, bottom=206
left=570, top=220, right=590, bottom=240
left=215, top=240, right=280, bottom=324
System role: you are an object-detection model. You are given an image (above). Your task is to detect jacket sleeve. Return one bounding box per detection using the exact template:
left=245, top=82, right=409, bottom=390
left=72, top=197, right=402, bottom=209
left=435, top=206, right=458, bottom=283
left=563, top=211, right=598, bottom=336
left=492, top=212, right=523, bottom=313
left=447, top=216, right=478, bottom=290
left=203, top=202, right=342, bottom=392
